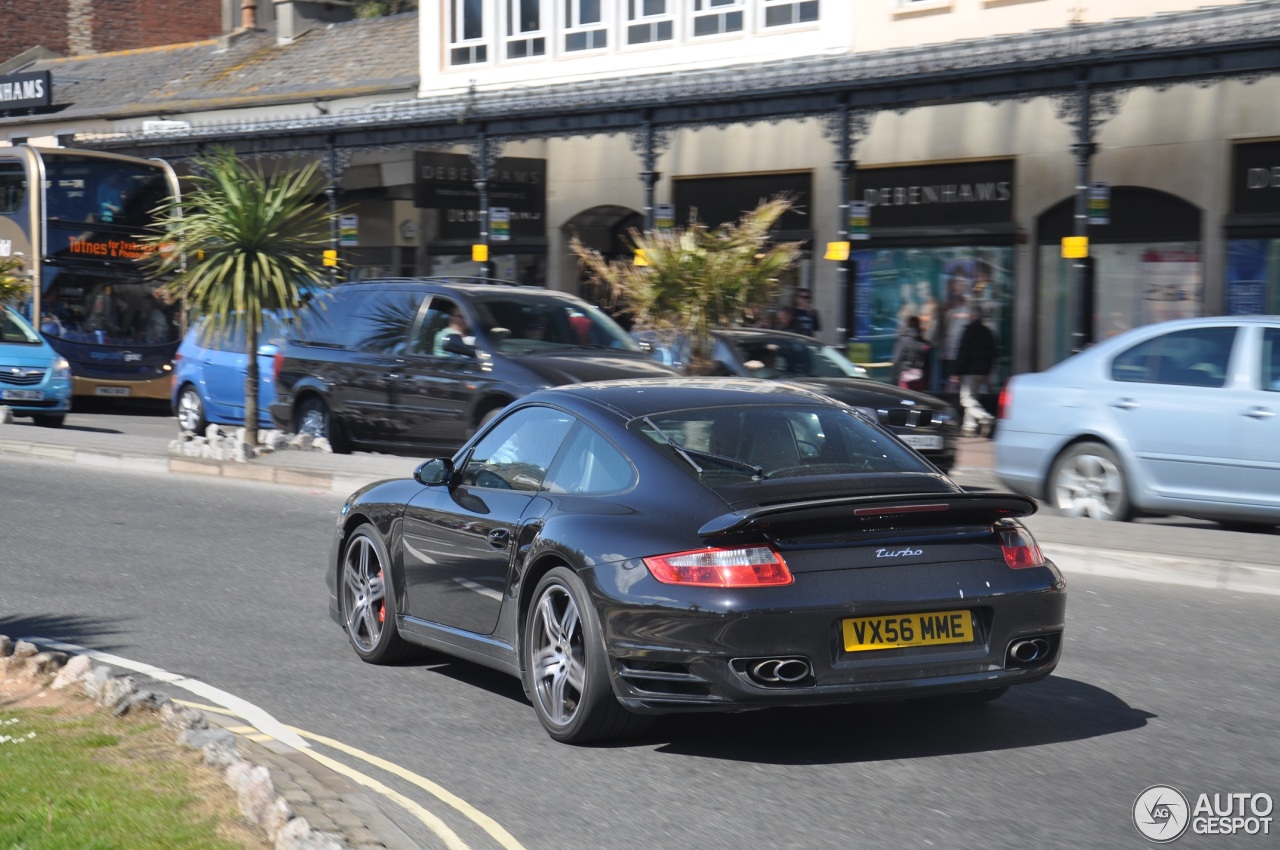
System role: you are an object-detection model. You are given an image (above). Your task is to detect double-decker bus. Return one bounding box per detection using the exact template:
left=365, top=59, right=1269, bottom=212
left=0, top=146, right=181, bottom=400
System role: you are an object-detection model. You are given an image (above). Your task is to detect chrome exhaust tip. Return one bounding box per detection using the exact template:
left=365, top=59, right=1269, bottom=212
left=1009, top=637, right=1051, bottom=663
left=744, top=657, right=813, bottom=686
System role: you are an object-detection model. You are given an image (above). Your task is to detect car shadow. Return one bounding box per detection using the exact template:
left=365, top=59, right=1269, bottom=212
left=639, top=676, right=1151, bottom=763
left=1, top=614, right=129, bottom=652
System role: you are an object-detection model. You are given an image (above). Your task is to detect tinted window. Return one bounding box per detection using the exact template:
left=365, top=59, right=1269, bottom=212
left=1111, top=326, right=1236, bottom=387
left=296, top=288, right=422, bottom=353
left=411, top=297, right=471, bottom=357
left=544, top=424, right=635, bottom=494
left=632, top=404, right=931, bottom=481
left=0, top=161, right=26, bottom=213
left=470, top=295, right=639, bottom=352
left=43, top=154, right=171, bottom=229
left=1263, top=327, right=1280, bottom=392
left=461, top=406, right=575, bottom=491
left=732, top=336, right=864, bottom=378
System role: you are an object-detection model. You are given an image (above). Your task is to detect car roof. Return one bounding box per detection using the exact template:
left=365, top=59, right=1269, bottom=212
left=531, top=378, right=843, bottom=420
left=714, top=327, right=824, bottom=343
left=336, top=277, right=548, bottom=296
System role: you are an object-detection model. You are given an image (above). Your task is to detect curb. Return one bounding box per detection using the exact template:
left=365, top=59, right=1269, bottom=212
left=1046, top=544, right=1280, bottom=597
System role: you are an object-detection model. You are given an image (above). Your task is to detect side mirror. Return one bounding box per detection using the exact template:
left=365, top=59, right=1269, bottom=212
left=414, top=458, right=453, bottom=486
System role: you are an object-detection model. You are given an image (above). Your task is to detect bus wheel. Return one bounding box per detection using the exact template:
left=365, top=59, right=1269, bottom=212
left=33, top=414, right=65, bottom=428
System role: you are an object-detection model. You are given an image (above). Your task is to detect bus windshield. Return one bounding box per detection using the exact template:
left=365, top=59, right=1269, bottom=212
left=44, top=154, right=173, bottom=230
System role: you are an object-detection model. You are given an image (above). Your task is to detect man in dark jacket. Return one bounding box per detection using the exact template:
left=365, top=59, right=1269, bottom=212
left=952, top=315, right=997, bottom=436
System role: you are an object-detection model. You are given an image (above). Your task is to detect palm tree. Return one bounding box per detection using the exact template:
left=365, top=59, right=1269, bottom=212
left=571, top=195, right=802, bottom=374
left=0, top=255, right=27, bottom=307
left=145, top=149, right=334, bottom=450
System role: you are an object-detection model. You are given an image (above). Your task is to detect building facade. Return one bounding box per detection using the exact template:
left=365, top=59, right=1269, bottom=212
left=2, top=0, right=1278, bottom=386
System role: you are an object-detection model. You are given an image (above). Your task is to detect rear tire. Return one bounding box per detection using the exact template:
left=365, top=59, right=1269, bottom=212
left=339, top=523, right=416, bottom=664
left=1049, top=441, right=1131, bottom=521
left=296, top=396, right=350, bottom=454
left=524, top=567, right=652, bottom=744
left=32, top=414, right=65, bottom=428
left=176, top=384, right=207, bottom=434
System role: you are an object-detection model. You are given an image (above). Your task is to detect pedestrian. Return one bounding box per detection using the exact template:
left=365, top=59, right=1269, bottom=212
left=951, top=312, right=998, bottom=436
left=771, top=305, right=799, bottom=333
left=891, top=315, right=932, bottom=391
left=791, top=288, right=821, bottom=336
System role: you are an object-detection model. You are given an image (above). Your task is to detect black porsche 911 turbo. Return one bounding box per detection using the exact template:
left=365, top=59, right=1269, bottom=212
left=328, top=378, right=1066, bottom=744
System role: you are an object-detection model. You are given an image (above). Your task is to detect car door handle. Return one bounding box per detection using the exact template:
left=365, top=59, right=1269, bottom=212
left=487, top=528, right=510, bottom=549
left=1110, top=398, right=1139, bottom=410
left=1244, top=406, right=1276, bottom=420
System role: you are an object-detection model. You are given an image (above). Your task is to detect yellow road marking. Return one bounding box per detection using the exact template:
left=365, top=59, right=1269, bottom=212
left=177, top=699, right=526, bottom=850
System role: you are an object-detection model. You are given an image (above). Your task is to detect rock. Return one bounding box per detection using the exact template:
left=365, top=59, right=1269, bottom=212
left=0, top=635, right=11, bottom=657
left=0, top=406, right=13, bottom=424
left=52, top=653, right=92, bottom=689
left=98, top=675, right=137, bottom=710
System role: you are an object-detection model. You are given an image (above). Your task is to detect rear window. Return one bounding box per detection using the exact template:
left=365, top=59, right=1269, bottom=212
left=631, top=404, right=931, bottom=481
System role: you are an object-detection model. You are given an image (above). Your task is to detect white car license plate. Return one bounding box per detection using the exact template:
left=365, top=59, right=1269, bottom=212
left=95, top=386, right=132, bottom=397
left=900, top=434, right=943, bottom=451
left=1, top=389, right=43, bottom=401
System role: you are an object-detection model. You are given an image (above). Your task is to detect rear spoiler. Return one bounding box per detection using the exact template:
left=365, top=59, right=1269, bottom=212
left=697, top=492, right=1039, bottom=538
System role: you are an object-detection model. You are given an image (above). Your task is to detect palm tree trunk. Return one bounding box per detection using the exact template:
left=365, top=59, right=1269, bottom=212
left=244, top=322, right=259, bottom=451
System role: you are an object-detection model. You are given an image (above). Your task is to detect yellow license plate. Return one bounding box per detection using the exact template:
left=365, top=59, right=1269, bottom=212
left=842, top=609, right=974, bottom=652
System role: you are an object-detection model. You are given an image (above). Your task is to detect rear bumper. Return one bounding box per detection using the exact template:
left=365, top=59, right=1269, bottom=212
left=74, top=374, right=170, bottom=400
left=587, top=559, right=1067, bottom=714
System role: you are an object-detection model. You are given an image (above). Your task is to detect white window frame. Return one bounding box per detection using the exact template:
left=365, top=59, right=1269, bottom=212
left=448, top=0, right=490, bottom=67
left=760, top=0, right=819, bottom=30
left=625, top=0, right=676, bottom=46
left=689, top=0, right=745, bottom=38
left=503, top=0, right=547, bottom=60
left=562, top=0, right=611, bottom=53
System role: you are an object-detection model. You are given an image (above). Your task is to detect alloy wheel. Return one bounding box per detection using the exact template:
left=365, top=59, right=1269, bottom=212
left=342, top=534, right=386, bottom=653
left=529, top=583, right=587, bottom=728
left=177, top=387, right=205, bottom=433
left=1054, top=451, right=1124, bottom=520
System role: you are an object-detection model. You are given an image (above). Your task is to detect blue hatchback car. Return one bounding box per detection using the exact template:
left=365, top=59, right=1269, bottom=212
left=0, top=305, right=72, bottom=427
left=172, top=314, right=284, bottom=433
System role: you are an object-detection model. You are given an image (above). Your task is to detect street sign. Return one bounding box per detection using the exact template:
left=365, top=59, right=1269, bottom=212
left=654, top=203, right=675, bottom=230
left=322, top=249, right=338, bottom=267
left=634, top=248, right=650, bottom=267
left=472, top=244, right=489, bottom=262
left=848, top=202, right=870, bottom=240
left=1088, top=182, right=1110, bottom=225
left=338, top=214, right=359, bottom=246
left=490, top=207, right=510, bottom=241
left=1061, top=236, right=1089, bottom=258
left=824, top=241, right=850, bottom=261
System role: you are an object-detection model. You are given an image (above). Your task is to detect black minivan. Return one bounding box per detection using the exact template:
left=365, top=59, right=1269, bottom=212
left=269, top=278, right=677, bottom=454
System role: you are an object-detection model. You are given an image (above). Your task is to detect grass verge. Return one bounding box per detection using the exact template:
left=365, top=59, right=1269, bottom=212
left=0, top=681, right=268, bottom=850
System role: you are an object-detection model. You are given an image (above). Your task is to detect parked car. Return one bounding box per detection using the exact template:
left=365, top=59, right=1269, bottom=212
left=641, top=327, right=960, bottom=471
left=270, top=278, right=678, bottom=454
left=171, top=313, right=286, bottom=433
left=329, top=378, right=1066, bottom=743
left=0, top=305, right=72, bottom=427
left=996, top=315, right=1280, bottom=528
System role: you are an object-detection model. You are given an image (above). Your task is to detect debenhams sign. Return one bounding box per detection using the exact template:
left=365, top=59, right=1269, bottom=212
left=856, top=159, right=1015, bottom=229
left=0, top=71, right=52, bottom=111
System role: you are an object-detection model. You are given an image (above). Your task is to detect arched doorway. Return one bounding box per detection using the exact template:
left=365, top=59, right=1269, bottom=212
left=562, top=204, right=644, bottom=326
left=1036, top=187, right=1202, bottom=367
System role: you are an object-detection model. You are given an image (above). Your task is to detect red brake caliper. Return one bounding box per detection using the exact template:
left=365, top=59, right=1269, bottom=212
left=376, top=570, right=385, bottom=624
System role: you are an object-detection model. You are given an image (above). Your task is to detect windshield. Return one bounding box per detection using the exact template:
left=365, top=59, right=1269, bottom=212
left=632, top=404, right=931, bottom=481
left=471, top=295, right=640, bottom=353
left=734, top=336, right=865, bottom=379
left=38, top=267, right=179, bottom=348
left=1, top=307, right=41, bottom=345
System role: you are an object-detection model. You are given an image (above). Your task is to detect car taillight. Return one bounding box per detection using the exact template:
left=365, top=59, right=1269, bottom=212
left=998, top=523, right=1045, bottom=569
left=643, top=545, right=793, bottom=587
left=273, top=351, right=284, bottom=381
left=997, top=381, right=1011, bottom=420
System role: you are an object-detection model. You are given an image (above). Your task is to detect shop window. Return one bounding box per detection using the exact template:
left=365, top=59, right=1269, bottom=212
left=0, top=162, right=27, bottom=213
left=564, top=0, right=608, bottom=52
left=505, top=0, right=546, bottom=58
left=762, top=0, right=818, bottom=28
left=627, top=0, right=674, bottom=44
left=449, top=0, right=488, bottom=66
left=691, top=0, right=743, bottom=37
